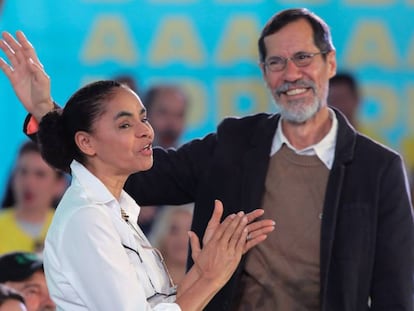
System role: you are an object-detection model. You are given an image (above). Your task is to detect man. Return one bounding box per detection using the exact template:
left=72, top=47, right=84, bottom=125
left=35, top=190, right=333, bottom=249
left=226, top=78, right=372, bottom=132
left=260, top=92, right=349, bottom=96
left=328, top=72, right=361, bottom=128
left=144, top=85, right=188, bottom=149
left=0, top=252, right=55, bottom=311
left=0, top=141, right=67, bottom=255
left=0, top=7, right=413, bottom=310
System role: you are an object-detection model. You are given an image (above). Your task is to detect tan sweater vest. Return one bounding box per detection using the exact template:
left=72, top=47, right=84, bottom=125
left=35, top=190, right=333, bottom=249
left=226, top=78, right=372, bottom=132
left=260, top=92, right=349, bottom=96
left=236, top=144, right=329, bottom=311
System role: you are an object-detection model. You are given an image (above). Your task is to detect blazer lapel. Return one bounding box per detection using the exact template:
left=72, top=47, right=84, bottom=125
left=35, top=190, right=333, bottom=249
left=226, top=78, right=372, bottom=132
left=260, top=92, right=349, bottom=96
left=320, top=109, right=357, bottom=309
left=241, top=114, right=279, bottom=213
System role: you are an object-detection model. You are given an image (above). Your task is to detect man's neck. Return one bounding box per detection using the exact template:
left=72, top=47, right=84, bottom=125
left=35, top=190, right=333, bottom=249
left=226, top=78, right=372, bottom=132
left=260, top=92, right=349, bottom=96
left=281, top=107, right=332, bottom=150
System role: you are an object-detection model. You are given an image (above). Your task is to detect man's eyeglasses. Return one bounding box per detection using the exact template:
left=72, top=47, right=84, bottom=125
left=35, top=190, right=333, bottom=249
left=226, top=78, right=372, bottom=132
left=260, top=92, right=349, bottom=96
left=263, top=51, right=328, bottom=72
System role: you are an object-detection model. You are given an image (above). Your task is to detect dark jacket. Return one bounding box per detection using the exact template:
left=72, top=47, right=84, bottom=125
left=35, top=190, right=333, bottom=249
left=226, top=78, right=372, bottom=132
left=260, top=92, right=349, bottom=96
left=125, top=109, right=414, bottom=310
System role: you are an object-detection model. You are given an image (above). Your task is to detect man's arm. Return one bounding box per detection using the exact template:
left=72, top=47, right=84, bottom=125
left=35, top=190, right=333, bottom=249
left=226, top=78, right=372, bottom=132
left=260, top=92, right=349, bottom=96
left=371, top=154, right=414, bottom=310
left=125, top=133, right=218, bottom=206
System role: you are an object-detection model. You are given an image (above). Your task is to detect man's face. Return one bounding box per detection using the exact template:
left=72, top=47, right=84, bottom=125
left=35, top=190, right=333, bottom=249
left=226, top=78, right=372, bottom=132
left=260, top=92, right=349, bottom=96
left=148, top=89, right=187, bottom=148
left=12, top=152, right=60, bottom=211
left=261, top=19, right=336, bottom=123
left=4, top=271, right=55, bottom=311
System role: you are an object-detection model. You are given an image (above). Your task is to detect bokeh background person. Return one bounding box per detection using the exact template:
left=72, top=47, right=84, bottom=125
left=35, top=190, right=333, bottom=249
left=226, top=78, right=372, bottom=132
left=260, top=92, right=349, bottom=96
left=0, top=284, right=27, bottom=311
left=150, top=204, right=194, bottom=284
left=0, top=141, right=67, bottom=255
left=113, top=74, right=140, bottom=95
left=139, top=84, right=190, bottom=234
left=327, top=72, right=361, bottom=128
left=144, top=85, right=188, bottom=149
left=0, top=252, right=55, bottom=311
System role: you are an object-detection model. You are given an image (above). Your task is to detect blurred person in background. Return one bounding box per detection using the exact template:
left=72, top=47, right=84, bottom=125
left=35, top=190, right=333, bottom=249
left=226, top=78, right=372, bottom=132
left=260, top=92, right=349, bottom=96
left=113, top=74, right=139, bottom=95
left=0, top=141, right=67, bottom=255
left=144, top=85, right=188, bottom=150
left=150, top=204, right=194, bottom=284
left=327, top=72, right=360, bottom=128
left=0, top=252, right=55, bottom=311
left=0, top=284, right=27, bottom=311
left=140, top=85, right=190, bottom=234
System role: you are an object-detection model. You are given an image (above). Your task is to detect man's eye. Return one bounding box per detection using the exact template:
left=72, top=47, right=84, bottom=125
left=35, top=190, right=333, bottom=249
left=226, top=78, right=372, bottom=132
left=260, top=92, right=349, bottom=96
left=268, top=58, right=284, bottom=65
left=295, top=53, right=311, bottom=60
left=120, top=123, right=131, bottom=129
left=141, top=118, right=149, bottom=123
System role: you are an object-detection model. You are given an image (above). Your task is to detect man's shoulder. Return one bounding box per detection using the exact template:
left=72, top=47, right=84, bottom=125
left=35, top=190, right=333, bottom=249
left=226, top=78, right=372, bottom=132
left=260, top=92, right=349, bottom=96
left=355, top=132, right=401, bottom=159
left=219, top=113, right=275, bottom=126
left=217, top=113, right=278, bottom=135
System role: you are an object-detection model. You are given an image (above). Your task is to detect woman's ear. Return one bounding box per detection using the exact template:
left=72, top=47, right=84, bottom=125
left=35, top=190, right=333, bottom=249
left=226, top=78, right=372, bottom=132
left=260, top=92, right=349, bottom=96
left=74, top=131, right=96, bottom=156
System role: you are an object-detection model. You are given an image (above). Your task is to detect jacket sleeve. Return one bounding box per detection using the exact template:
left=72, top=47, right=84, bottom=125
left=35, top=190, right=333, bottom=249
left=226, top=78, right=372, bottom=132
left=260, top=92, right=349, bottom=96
left=371, top=154, right=414, bottom=310
left=125, top=133, right=218, bottom=206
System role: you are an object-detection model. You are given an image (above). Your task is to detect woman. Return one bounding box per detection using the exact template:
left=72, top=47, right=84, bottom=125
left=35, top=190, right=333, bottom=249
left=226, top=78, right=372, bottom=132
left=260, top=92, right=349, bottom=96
left=0, top=141, right=67, bottom=255
left=0, top=31, right=275, bottom=310
left=31, top=79, right=272, bottom=310
left=149, top=204, right=194, bottom=284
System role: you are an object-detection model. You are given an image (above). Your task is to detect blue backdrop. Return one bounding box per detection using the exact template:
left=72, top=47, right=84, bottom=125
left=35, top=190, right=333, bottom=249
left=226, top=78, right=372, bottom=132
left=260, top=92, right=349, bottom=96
left=1, top=0, right=414, bottom=196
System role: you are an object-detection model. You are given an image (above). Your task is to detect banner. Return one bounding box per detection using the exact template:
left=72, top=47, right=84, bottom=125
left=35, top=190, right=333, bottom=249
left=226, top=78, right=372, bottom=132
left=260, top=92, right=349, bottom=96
left=1, top=0, right=414, bottom=193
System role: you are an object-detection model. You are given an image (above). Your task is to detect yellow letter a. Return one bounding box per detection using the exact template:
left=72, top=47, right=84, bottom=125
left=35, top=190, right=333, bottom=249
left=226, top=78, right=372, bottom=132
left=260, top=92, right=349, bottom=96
left=82, top=15, right=138, bottom=64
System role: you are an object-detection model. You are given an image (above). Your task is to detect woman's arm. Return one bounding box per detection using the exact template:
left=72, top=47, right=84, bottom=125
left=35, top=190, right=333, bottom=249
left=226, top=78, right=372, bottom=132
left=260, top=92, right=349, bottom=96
left=176, top=200, right=275, bottom=311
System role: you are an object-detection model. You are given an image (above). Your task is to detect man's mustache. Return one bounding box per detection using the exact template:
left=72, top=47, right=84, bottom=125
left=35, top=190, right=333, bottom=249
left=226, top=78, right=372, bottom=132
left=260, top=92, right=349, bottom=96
left=275, top=80, right=316, bottom=97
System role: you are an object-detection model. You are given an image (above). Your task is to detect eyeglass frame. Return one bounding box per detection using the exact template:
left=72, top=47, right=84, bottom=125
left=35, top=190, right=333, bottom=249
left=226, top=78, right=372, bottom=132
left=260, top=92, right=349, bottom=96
left=262, top=50, right=329, bottom=72
left=120, top=210, right=177, bottom=304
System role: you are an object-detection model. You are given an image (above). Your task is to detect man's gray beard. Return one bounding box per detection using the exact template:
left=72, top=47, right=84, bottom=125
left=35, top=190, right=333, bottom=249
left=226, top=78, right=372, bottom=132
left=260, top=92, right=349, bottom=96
left=275, top=97, right=322, bottom=124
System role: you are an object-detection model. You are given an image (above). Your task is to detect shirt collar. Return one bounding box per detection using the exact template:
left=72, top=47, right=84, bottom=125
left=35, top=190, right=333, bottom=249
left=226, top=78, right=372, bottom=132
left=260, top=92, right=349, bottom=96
left=271, top=108, right=338, bottom=169
left=70, top=160, right=140, bottom=219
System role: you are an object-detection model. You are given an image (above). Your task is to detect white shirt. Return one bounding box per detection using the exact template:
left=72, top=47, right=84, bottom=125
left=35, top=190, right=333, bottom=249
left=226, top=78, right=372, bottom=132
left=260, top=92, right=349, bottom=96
left=43, top=160, right=181, bottom=311
left=270, top=108, right=338, bottom=169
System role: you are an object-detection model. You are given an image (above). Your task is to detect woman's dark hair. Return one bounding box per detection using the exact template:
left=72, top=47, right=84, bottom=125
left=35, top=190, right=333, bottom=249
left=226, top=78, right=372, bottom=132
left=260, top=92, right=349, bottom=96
left=0, top=284, right=25, bottom=306
left=38, top=80, right=123, bottom=172
left=258, top=8, right=335, bottom=63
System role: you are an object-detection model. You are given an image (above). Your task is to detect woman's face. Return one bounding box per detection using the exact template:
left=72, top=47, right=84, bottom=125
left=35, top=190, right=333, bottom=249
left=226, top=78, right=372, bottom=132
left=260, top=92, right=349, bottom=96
left=84, top=87, right=154, bottom=177
left=12, top=151, right=61, bottom=211
left=162, top=210, right=193, bottom=265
